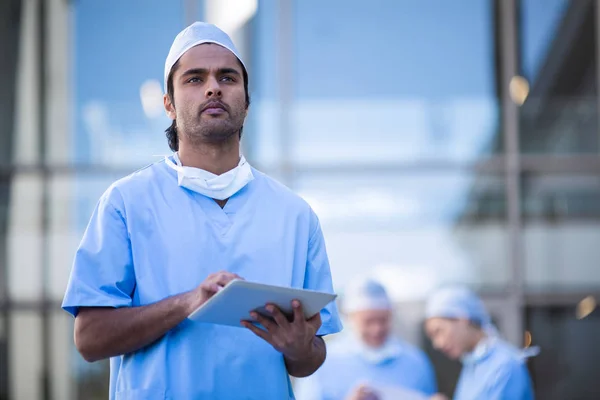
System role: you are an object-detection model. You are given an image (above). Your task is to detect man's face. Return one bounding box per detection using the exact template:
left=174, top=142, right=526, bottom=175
left=349, top=309, right=392, bottom=348
left=165, top=43, right=248, bottom=145
left=425, top=317, right=472, bottom=360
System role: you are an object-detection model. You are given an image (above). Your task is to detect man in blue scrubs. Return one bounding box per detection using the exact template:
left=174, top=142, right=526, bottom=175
left=62, top=22, right=342, bottom=400
left=424, top=287, right=535, bottom=400
left=295, top=278, right=438, bottom=400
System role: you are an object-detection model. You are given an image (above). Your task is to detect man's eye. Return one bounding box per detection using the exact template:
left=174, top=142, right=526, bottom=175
left=220, top=76, right=234, bottom=82
left=187, top=77, right=201, bottom=83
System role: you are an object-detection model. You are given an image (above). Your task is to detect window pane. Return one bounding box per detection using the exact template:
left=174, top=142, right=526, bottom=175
left=527, top=305, right=600, bottom=400
left=523, top=174, right=600, bottom=289
left=0, top=178, right=8, bottom=301
left=48, top=174, right=77, bottom=302
left=294, top=172, right=509, bottom=293
left=519, top=0, right=598, bottom=154
left=72, top=1, right=192, bottom=167
left=51, top=311, right=74, bottom=400
left=0, top=314, right=7, bottom=400
left=245, top=0, right=280, bottom=167
left=47, top=171, right=117, bottom=399
left=75, top=357, right=110, bottom=400
left=6, top=174, right=43, bottom=301
left=284, top=0, right=500, bottom=165
left=9, top=312, right=42, bottom=400
left=48, top=173, right=126, bottom=301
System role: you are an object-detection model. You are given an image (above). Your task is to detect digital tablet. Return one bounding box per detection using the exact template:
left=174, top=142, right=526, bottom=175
left=187, top=279, right=338, bottom=328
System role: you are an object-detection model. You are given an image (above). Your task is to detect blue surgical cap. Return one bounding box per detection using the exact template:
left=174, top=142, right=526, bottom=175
left=426, top=286, right=541, bottom=358
left=425, top=286, right=491, bottom=328
left=343, top=277, right=392, bottom=313
left=164, top=22, right=246, bottom=93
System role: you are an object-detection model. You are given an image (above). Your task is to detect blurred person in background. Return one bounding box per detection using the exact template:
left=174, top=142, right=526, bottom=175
left=295, top=277, right=440, bottom=400
left=61, top=21, right=342, bottom=399
left=424, top=286, right=536, bottom=400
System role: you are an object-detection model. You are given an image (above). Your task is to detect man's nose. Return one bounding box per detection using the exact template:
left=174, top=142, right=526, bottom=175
left=205, top=76, right=222, bottom=98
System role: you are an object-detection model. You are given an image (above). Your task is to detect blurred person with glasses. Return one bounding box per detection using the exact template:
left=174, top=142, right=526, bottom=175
left=295, top=277, right=440, bottom=400
left=424, top=286, right=536, bottom=400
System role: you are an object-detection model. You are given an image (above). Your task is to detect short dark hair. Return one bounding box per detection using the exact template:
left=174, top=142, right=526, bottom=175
left=165, top=59, right=251, bottom=151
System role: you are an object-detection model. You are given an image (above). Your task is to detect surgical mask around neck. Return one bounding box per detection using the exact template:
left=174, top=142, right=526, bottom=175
left=355, top=336, right=402, bottom=364
left=461, top=335, right=496, bottom=365
left=165, top=153, right=254, bottom=200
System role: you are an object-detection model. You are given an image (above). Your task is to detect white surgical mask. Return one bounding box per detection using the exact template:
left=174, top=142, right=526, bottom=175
left=462, top=334, right=540, bottom=365
left=461, top=335, right=496, bottom=365
left=354, top=336, right=402, bottom=365
left=165, top=153, right=254, bottom=200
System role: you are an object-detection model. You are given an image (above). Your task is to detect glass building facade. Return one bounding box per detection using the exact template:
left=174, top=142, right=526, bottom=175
left=1, top=0, right=599, bottom=398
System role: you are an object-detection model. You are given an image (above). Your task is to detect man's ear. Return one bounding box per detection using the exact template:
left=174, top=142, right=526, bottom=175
left=164, top=94, right=176, bottom=120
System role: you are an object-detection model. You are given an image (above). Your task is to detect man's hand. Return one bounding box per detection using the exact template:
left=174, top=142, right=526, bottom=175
left=185, top=271, right=243, bottom=314
left=346, top=384, right=380, bottom=400
left=74, top=270, right=244, bottom=362
left=242, top=300, right=321, bottom=360
left=241, top=300, right=326, bottom=377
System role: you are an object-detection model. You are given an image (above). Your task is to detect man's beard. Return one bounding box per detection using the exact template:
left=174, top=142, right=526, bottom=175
left=179, top=110, right=245, bottom=146
left=186, top=119, right=240, bottom=145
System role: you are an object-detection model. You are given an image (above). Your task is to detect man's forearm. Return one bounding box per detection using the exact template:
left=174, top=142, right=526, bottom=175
left=74, top=291, right=195, bottom=362
left=284, top=336, right=326, bottom=377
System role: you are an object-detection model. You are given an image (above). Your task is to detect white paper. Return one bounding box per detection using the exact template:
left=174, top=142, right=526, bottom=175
left=374, top=385, right=428, bottom=400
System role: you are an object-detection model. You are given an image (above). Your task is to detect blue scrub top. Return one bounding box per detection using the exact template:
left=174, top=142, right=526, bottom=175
left=454, top=339, right=534, bottom=400
left=294, top=334, right=437, bottom=400
left=62, top=158, right=343, bottom=400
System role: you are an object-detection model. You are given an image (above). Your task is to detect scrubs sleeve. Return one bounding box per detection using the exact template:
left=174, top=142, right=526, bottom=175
left=304, top=213, right=343, bottom=337
left=61, top=187, right=135, bottom=317
left=487, top=361, right=535, bottom=400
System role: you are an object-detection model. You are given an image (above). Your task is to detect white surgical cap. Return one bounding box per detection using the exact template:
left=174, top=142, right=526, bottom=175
left=425, top=286, right=496, bottom=335
left=163, top=21, right=247, bottom=93
left=343, top=277, right=392, bottom=313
